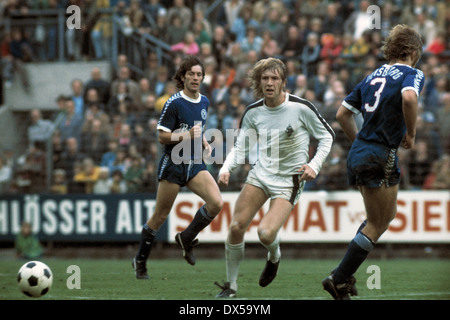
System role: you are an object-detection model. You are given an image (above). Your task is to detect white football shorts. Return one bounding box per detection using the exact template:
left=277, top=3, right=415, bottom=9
left=245, top=167, right=305, bottom=206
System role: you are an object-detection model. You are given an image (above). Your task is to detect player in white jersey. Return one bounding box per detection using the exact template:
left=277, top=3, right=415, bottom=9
left=215, top=58, right=335, bottom=297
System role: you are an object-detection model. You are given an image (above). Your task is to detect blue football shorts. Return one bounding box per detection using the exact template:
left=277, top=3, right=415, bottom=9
left=347, top=139, right=400, bottom=188
left=157, top=154, right=207, bottom=187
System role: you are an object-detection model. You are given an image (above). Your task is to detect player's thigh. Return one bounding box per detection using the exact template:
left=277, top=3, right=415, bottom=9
left=231, top=183, right=268, bottom=232
left=150, top=180, right=180, bottom=223
left=187, top=170, right=223, bottom=214
left=259, top=197, right=294, bottom=237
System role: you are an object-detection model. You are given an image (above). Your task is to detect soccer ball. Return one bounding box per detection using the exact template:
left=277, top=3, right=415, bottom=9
left=17, top=261, right=53, bottom=298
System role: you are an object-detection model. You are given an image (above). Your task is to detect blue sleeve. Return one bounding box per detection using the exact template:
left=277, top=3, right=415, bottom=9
left=401, top=69, right=425, bottom=97
left=342, top=81, right=363, bottom=114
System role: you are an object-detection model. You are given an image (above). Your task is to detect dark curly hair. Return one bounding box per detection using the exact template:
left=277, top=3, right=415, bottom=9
left=172, top=55, right=205, bottom=89
left=382, top=24, right=423, bottom=66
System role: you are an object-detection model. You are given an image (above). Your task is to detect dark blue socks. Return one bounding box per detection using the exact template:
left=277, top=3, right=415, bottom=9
left=333, top=221, right=375, bottom=284
left=136, top=224, right=157, bottom=262
left=180, top=205, right=213, bottom=243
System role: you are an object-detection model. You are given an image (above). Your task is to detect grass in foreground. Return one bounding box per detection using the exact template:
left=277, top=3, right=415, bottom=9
left=1, top=258, right=449, bottom=300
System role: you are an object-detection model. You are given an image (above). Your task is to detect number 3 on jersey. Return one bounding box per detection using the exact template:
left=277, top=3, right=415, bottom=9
left=364, top=77, right=386, bottom=112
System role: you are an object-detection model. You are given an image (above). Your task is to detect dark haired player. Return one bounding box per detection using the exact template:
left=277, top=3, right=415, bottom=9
left=132, top=56, right=223, bottom=279
left=322, top=25, right=425, bottom=299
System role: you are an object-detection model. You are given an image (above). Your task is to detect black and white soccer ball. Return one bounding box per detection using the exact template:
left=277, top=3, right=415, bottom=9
left=17, top=261, right=53, bottom=298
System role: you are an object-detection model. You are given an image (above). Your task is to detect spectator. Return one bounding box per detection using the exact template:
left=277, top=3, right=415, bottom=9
left=58, top=137, right=86, bottom=190
left=171, top=31, right=200, bottom=56
left=126, top=0, right=144, bottom=30
left=50, top=168, right=68, bottom=194
left=211, top=73, right=229, bottom=106
left=74, top=157, right=101, bottom=193
left=93, top=166, right=111, bottom=194
left=193, top=20, right=212, bottom=48
left=0, top=154, right=12, bottom=194
left=211, top=25, right=229, bottom=68
left=108, top=80, right=135, bottom=117
left=223, top=0, right=243, bottom=29
left=84, top=88, right=106, bottom=112
left=167, top=0, right=192, bottom=30
left=321, top=2, right=344, bottom=35
left=423, top=154, right=450, bottom=190
left=141, top=160, right=157, bottom=193
left=413, top=12, right=437, bottom=48
left=138, top=77, right=152, bottom=107
left=16, top=141, right=46, bottom=193
left=27, top=109, right=54, bottom=149
left=281, top=25, right=303, bottom=60
left=15, top=221, right=43, bottom=259
left=239, top=25, right=263, bottom=54
left=319, top=33, right=343, bottom=68
left=343, top=0, right=373, bottom=40
left=425, top=30, right=446, bottom=55
left=83, top=99, right=110, bottom=133
left=301, top=32, right=321, bottom=77
left=166, top=14, right=188, bottom=45
left=100, top=139, right=119, bottom=172
left=261, top=6, right=286, bottom=46
left=111, top=66, right=141, bottom=105
left=70, top=79, right=85, bottom=116
left=80, top=118, right=110, bottom=164
left=91, top=0, right=112, bottom=60
left=155, top=82, right=177, bottom=114
left=150, top=65, right=169, bottom=98
left=260, top=29, right=280, bottom=59
left=3, top=29, right=31, bottom=92
left=124, top=155, right=144, bottom=193
left=293, top=74, right=308, bottom=99
left=83, top=67, right=111, bottom=105
left=408, top=139, right=433, bottom=189
left=230, top=3, right=259, bottom=43
left=109, top=169, right=127, bottom=193
left=58, top=98, right=84, bottom=143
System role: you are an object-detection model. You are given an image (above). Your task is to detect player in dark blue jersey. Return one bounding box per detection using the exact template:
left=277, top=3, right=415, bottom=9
left=132, top=56, right=223, bottom=279
left=322, top=25, right=425, bottom=299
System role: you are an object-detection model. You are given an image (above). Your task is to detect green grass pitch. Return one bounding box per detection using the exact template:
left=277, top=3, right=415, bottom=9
left=1, top=257, right=449, bottom=300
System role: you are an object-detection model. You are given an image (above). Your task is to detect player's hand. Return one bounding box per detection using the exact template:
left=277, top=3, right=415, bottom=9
left=402, top=133, right=415, bottom=149
left=203, top=141, right=212, bottom=158
left=189, top=124, right=202, bottom=139
left=297, top=164, right=316, bottom=182
left=218, top=172, right=230, bottom=186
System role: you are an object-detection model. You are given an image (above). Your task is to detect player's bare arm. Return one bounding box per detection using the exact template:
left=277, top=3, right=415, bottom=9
left=401, top=89, right=419, bottom=149
left=158, top=124, right=202, bottom=145
left=336, top=105, right=358, bottom=143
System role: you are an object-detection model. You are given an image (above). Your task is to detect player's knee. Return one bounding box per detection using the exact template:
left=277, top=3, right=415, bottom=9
left=229, top=220, right=246, bottom=237
left=257, top=227, right=276, bottom=245
left=207, top=198, right=223, bottom=216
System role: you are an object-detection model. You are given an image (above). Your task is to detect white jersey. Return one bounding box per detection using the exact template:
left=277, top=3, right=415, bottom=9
left=220, top=93, right=334, bottom=176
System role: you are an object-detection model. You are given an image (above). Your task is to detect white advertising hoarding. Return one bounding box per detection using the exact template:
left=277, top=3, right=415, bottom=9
left=167, top=191, right=450, bottom=243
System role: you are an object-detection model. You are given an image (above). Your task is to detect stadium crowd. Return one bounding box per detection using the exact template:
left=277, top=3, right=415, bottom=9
left=0, top=0, right=449, bottom=195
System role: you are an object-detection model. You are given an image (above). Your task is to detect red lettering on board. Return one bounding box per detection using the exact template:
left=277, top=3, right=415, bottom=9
left=302, top=201, right=326, bottom=231
left=424, top=201, right=440, bottom=232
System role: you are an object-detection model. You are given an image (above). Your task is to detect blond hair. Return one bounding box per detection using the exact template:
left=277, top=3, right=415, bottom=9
left=248, top=57, right=287, bottom=99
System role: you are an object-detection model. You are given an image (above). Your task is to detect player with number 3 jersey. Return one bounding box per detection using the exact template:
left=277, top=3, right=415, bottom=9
left=322, top=25, right=425, bottom=300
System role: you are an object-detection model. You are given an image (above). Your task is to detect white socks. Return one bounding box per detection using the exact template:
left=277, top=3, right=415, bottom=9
left=261, top=233, right=281, bottom=263
left=225, top=241, right=244, bottom=292
left=225, top=234, right=281, bottom=292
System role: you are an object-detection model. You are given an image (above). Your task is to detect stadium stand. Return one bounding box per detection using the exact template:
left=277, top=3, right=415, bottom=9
left=0, top=0, right=449, bottom=195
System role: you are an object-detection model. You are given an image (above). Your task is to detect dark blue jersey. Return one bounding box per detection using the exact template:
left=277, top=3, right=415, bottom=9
left=157, top=90, right=209, bottom=161
left=343, top=63, right=425, bottom=148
